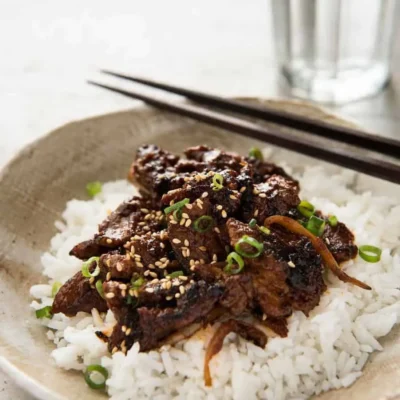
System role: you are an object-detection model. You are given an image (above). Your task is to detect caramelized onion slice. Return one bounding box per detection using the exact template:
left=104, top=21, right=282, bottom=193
left=264, top=216, right=371, bottom=290
left=204, top=321, right=236, bottom=387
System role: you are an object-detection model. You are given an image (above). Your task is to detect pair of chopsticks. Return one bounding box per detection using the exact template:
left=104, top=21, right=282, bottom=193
left=88, top=71, right=400, bottom=184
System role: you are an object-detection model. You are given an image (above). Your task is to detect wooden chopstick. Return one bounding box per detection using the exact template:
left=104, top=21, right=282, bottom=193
left=87, top=80, right=400, bottom=184
left=100, top=70, right=400, bottom=160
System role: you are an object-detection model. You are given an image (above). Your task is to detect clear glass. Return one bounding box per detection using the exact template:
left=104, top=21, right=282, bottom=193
left=272, top=0, right=399, bottom=104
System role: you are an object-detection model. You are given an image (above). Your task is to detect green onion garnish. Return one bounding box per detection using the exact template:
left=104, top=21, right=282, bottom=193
left=95, top=280, right=105, bottom=299
left=359, top=245, right=382, bottom=263
left=173, top=208, right=183, bottom=221
left=306, top=215, right=326, bottom=237
left=193, top=215, right=214, bottom=233
left=249, top=147, right=263, bottom=161
left=211, top=173, right=224, bottom=191
left=51, top=282, right=62, bottom=297
left=84, top=364, right=108, bottom=390
left=86, top=181, right=102, bottom=198
left=35, top=306, right=53, bottom=319
left=249, top=218, right=257, bottom=228
left=328, top=215, right=338, bottom=227
left=235, top=235, right=264, bottom=258
left=224, top=252, right=245, bottom=275
left=81, top=257, right=100, bottom=278
left=164, top=198, right=190, bottom=216
left=297, top=200, right=315, bottom=218
left=258, top=226, right=271, bottom=235
left=167, top=270, right=185, bottom=279
left=131, top=277, right=145, bottom=288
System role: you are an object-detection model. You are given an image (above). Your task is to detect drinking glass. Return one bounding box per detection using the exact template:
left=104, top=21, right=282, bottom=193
left=271, top=0, right=399, bottom=104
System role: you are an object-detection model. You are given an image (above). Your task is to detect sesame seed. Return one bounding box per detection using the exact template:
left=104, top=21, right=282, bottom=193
left=213, top=254, right=218, bottom=262
left=230, top=195, right=236, bottom=200
left=89, top=277, right=95, bottom=284
left=170, top=220, right=178, bottom=224
left=112, top=346, right=118, bottom=354
left=214, top=227, right=221, bottom=233
left=146, top=288, right=154, bottom=293
left=166, top=281, right=172, bottom=289
left=121, top=290, right=126, bottom=297
left=173, top=280, right=181, bottom=286
left=172, top=238, right=181, bottom=244
left=179, top=276, right=188, bottom=281
left=190, top=259, right=195, bottom=266
left=288, top=261, right=296, bottom=268
left=121, top=325, right=127, bottom=332
left=138, top=222, right=146, bottom=226
left=202, top=192, right=209, bottom=198
left=190, top=266, right=196, bottom=271
left=180, top=218, right=185, bottom=226
left=262, top=314, right=267, bottom=321
left=254, top=209, right=259, bottom=217
left=216, top=205, right=223, bottom=210
left=200, top=259, right=205, bottom=264
left=130, top=246, right=135, bottom=254
left=179, top=286, right=185, bottom=294
left=106, top=259, right=111, bottom=268
left=106, top=292, right=115, bottom=299
left=185, top=219, right=192, bottom=227
left=240, top=186, right=246, bottom=192
left=166, top=296, right=173, bottom=301
left=126, top=328, right=132, bottom=336
left=116, top=262, right=123, bottom=272
left=185, top=204, right=193, bottom=209
left=119, top=284, right=127, bottom=290
left=136, top=262, right=144, bottom=268
left=106, top=238, right=113, bottom=244
left=144, top=270, right=150, bottom=276
left=222, top=210, right=227, bottom=218
left=175, top=293, right=181, bottom=298
left=141, top=208, right=149, bottom=214
left=106, top=272, right=111, bottom=280
left=160, top=242, right=165, bottom=249
left=169, top=200, right=175, bottom=206
left=149, top=272, right=158, bottom=279
left=325, top=238, right=331, bottom=245
left=253, top=188, right=260, bottom=195
left=259, top=193, right=267, bottom=198
left=184, top=239, right=189, bottom=247
left=133, top=290, right=139, bottom=297
left=182, top=213, right=189, bottom=219
left=199, top=246, right=207, bottom=251
left=187, top=249, right=191, bottom=256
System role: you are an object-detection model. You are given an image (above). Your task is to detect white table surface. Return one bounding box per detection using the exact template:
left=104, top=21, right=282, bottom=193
left=1, top=0, right=399, bottom=398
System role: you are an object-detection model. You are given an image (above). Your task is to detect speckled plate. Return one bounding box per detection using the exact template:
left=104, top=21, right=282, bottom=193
left=0, top=99, right=399, bottom=400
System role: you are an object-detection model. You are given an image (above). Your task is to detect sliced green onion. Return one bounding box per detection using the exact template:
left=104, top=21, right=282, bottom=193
left=359, top=245, right=382, bottom=263
left=131, top=277, right=145, bottom=288
left=164, top=198, right=190, bottom=215
left=249, top=218, right=257, bottom=228
left=297, top=200, right=315, bottom=218
left=86, top=181, right=102, bottom=198
left=235, top=235, right=264, bottom=258
left=35, top=306, right=53, bottom=319
left=258, top=226, right=271, bottom=235
left=167, top=270, right=185, bottom=279
left=306, top=215, right=326, bottom=237
left=82, top=257, right=100, bottom=278
left=51, top=282, right=62, bottom=297
left=211, top=173, right=224, bottom=191
left=84, top=364, right=108, bottom=390
left=95, top=280, right=105, bottom=299
left=173, top=208, right=183, bottom=221
left=328, top=215, right=338, bottom=227
left=224, top=252, right=245, bottom=275
left=193, top=215, right=214, bottom=233
left=249, top=147, right=263, bottom=161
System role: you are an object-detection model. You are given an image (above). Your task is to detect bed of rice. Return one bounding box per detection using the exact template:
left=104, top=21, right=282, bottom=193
left=30, top=161, right=400, bottom=400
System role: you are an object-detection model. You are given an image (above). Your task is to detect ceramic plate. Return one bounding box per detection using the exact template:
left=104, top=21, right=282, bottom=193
left=0, top=99, right=399, bottom=400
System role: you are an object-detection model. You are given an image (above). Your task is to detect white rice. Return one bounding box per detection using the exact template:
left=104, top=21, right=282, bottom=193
left=30, top=165, right=400, bottom=400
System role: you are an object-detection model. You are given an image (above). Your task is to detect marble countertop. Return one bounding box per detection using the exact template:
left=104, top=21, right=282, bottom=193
left=1, top=0, right=399, bottom=398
